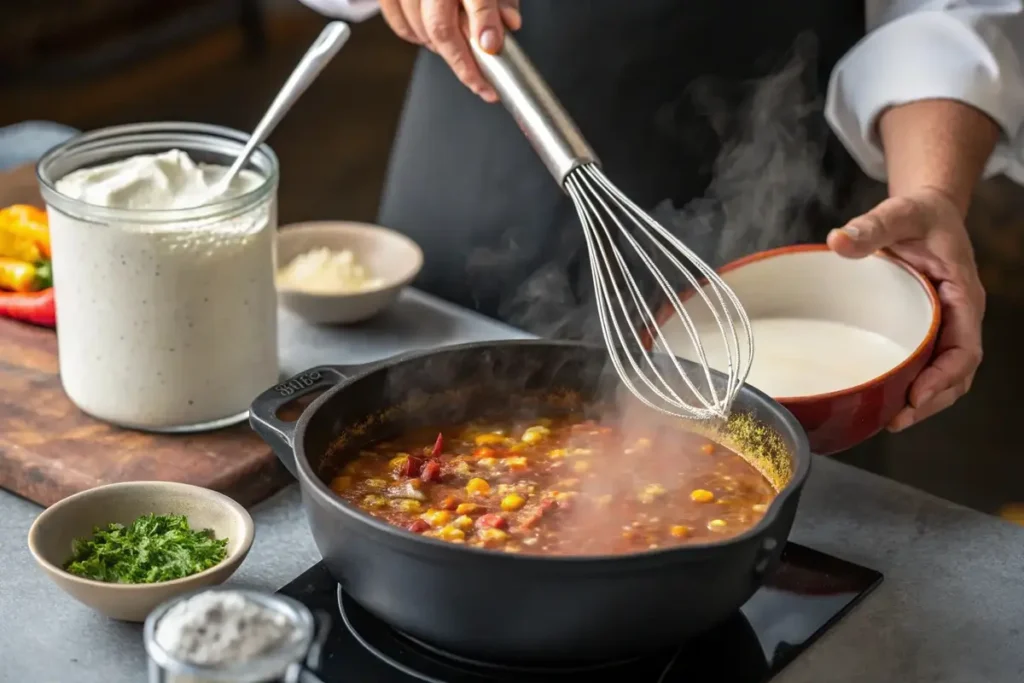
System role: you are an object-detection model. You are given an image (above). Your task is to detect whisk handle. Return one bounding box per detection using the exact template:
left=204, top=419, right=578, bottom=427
left=470, top=34, right=599, bottom=187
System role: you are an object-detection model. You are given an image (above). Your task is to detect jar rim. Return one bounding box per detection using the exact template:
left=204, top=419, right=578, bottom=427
left=36, top=122, right=279, bottom=225
left=143, top=588, right=316, bottom=680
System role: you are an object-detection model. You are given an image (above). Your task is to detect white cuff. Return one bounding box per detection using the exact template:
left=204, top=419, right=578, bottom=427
left=826, top=11, right=1024, bottom=184
left=298, top=0, right=380, bottom=22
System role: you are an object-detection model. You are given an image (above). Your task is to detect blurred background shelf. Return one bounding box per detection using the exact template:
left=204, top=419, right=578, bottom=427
left=0, top=0, right=267, bottom=86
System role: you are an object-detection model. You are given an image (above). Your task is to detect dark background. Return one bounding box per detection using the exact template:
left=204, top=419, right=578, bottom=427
left=2, top=0, right=1022, bottom=521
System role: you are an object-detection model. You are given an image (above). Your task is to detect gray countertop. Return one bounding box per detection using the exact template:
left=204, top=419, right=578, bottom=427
left=2, top=289, right=1023, bottom=682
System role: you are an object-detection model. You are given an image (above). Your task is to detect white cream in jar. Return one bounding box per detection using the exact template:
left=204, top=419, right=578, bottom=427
left=43, top=141, right=279, bottom=432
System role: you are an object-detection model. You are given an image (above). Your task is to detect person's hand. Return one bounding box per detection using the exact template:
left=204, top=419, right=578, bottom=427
left=379, top=0, right=522, bottom=102
left=826, top=187, right=985, bottom=432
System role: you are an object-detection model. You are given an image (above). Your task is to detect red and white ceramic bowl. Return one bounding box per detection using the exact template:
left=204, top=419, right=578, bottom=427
left=657, top=244, right=941, bottom=454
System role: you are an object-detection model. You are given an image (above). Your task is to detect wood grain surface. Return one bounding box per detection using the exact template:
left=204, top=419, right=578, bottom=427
left=0, top=164, right=291, bottom=507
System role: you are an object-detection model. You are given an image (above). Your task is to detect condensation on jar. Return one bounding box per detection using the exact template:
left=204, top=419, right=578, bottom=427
left=36, top=123, right=281, bottom=432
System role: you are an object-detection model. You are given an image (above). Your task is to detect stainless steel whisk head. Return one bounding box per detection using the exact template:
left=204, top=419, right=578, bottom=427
left=565, top=164, right=753, bottom=420
left=471, top=35, right=754, bottom=420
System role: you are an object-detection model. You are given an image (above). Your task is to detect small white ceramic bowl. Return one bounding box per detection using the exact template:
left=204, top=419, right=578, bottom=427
left=276, top=221, right=424, bottom=324
left=27, top=481, right=254, bottom=622
left=657, top=244, right=940, bottom=454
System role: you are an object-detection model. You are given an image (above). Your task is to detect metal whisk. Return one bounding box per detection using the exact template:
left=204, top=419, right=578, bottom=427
left=471, top=36, right=753, bottom=421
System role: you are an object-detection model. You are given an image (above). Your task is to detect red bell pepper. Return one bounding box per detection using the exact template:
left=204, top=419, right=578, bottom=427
left=420, top=459, right=441, bottom=482
left=0, top=287, right=56, bottom=327
left=400, top=455, right=424, bottom=477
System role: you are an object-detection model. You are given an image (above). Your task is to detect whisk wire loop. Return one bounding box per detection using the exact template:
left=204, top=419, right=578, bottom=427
left=566, top=164, right=753, bottom=421
left=567, top=170, right=723, bottom=417
left=591, top=167, right=753, bottom=406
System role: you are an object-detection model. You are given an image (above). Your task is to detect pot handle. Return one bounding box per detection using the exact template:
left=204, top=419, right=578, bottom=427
left=249, top=365, right=352, bottom=478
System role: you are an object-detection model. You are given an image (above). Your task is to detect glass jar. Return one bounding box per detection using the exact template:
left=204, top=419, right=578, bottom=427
left=144, top=590, right=327, bottom=683
left=36, top=122, right=280, bottom=432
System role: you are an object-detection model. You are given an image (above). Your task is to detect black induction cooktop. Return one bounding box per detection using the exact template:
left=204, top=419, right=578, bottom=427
left=277, top=543, right=881, bottom=682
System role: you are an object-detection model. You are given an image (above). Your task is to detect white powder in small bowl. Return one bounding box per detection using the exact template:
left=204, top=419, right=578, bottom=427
left=276, top=247, right=384, bottom=294
left=154, top=591, right=297, bottom=668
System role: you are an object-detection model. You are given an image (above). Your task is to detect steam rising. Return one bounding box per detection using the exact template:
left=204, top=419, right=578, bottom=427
left=487, top=34, right=837, bottom=342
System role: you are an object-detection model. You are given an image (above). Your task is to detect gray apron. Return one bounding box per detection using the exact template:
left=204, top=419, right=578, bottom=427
left=378, top=0, right=865, bottom=338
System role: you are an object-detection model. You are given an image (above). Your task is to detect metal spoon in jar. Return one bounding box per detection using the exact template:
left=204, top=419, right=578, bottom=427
left=211, top=21, right=352, bottom=198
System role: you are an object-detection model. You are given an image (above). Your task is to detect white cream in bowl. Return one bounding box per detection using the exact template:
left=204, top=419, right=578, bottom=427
left=659, top=248, right=935, bottom=399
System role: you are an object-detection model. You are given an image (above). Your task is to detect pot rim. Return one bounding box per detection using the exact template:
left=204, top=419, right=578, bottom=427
left=289, top=339, right=811, bottom=565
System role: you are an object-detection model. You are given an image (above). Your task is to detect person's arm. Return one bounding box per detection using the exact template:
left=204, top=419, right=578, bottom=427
left=297, top=0, right=380, bottom=22
left=878, top=100, right=999, bottom=217
left=826, top=0, right=1024, bottom=201
left=823, top=2, right=1015, bottom=430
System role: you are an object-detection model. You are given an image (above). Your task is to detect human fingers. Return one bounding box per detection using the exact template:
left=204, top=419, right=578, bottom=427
left=401, top=0, right=432, bottom=46
left=887, top=384, right=961, bottom=432
left=379, top=0, right=425, bottom=45
left=421, top=0, right=498, bottom=100
left=888, top=283, right=983, bottom=431
left=499, top=0, right=522, bottom=30
left=827, top=196, right=927, bottom=259
left=463, top=0, right=506, bottom=53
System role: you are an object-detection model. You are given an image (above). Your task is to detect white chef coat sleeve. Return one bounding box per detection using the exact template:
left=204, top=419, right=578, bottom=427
left=825, top=1, right=1024, bottom=184
left=297, top=0, right=380, bottom=22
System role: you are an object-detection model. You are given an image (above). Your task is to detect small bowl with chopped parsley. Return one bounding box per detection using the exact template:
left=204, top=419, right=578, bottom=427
left=27, top=481, right=254, bottom=622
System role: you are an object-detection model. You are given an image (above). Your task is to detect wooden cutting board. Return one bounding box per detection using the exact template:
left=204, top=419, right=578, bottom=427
left=0, top=164, right=291, bottom=507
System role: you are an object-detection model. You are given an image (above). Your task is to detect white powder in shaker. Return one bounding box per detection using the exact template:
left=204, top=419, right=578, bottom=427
left=154, top=591, right=296, bottom=668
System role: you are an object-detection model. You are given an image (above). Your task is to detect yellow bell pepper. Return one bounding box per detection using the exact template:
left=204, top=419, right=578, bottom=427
left=0, top=205, right=51, bottom=262
left=0, top=258, right=51, bottom=292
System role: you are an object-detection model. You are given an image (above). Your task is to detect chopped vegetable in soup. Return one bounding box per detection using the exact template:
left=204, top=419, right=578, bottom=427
left=327, top=416, right=775, bottom=555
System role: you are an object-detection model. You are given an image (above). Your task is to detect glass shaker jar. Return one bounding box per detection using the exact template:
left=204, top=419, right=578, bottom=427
left=36, top=122, right=280, bottom=432
left=144, top=589, right=328, bottom=683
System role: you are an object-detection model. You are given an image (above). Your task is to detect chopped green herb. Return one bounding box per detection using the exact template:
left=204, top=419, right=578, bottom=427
left=63, top=513, right=228, bottom=584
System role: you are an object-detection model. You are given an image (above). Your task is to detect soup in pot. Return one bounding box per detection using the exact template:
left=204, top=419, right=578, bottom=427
left=327, top=415, right=776, bottom=556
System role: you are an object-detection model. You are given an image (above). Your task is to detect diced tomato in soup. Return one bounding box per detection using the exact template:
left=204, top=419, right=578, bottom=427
left=327, top=417, right=775, bottom=555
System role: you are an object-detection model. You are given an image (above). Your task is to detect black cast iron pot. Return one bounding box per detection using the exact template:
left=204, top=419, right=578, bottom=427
left=250, top=340, right=811, bottom=664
